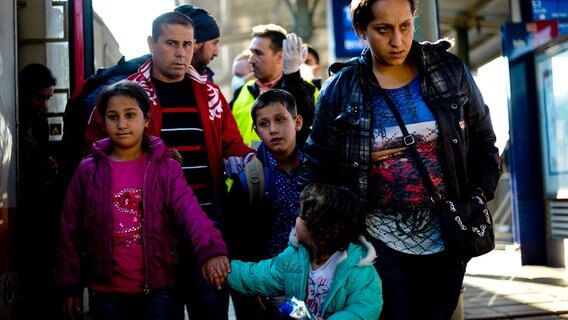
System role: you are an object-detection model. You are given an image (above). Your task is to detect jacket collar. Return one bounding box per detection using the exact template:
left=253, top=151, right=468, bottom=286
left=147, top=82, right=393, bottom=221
left=136, top=58, right=208, bottom=84
left=91, top=135, right=167, bottom=161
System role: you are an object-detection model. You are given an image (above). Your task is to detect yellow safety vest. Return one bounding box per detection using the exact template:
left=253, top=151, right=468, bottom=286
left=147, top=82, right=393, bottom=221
left=231, top=79, right=319, bottom=148
left=232, top=80, right=259, bottom=147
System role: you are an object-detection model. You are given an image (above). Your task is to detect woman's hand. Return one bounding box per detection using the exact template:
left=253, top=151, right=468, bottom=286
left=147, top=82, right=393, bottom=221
left=202, top=255, right=231, bottom=289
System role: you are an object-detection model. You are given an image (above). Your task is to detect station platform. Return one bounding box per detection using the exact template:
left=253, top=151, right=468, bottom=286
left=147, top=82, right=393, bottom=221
left=462, top=246, right=568, bottom=319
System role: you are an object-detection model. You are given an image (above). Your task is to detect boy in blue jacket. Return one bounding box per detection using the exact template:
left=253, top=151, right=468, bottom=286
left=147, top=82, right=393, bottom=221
left=225, top=88, right=306, bottom=319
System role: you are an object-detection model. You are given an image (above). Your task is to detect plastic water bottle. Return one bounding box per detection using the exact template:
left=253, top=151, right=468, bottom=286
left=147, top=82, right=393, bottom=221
left=279, top=297, right=317, bottom=320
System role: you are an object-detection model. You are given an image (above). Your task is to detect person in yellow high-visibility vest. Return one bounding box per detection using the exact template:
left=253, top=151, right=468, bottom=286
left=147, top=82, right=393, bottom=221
left=230, top=24, right=318, bottom=149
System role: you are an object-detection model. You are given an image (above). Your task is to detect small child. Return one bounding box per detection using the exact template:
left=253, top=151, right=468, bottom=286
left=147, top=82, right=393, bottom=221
left=224, top=183, right=383, bottom=320
left=54, top=80, right=230, bottom=320
left=225, top=88, right=305, bottom=319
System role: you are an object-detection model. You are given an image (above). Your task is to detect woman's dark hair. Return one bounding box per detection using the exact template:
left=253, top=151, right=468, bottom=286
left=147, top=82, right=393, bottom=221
left=96, top=80, right=151, bottom=119
left=299, top=183, right=366, bottom=256
left=351, top=0, right=418, bottom=34
left=251, top=88, right=297, bottom=125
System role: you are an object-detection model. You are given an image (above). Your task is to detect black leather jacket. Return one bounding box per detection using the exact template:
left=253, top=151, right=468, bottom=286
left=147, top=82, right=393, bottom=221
left=299, top=40, right=501, bottom=204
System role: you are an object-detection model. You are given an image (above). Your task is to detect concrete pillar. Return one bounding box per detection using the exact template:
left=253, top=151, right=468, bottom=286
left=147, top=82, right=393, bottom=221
left=414, top=0, right=439, bottom=42
left=456, top=26, right=470, bottom=69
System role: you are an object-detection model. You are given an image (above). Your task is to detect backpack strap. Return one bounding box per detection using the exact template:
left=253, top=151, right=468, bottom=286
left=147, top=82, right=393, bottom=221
left=244, top=156, right=265, bottom=206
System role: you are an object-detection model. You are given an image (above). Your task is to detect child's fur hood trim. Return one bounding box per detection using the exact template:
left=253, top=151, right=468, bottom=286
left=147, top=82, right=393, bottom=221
left=357, top=236, right=376, bottom=266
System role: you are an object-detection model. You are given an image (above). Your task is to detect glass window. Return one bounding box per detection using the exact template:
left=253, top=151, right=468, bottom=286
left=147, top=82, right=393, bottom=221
left=536, top=40, right=568, bottom=198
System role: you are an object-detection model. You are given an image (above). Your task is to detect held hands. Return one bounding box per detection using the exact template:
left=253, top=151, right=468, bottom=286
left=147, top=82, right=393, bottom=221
left=282, top=33, right=308, bottom=75
left=202, top=255, right=231, bottom=290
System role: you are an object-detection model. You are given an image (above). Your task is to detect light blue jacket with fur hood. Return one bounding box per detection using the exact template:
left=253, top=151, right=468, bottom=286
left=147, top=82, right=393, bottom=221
left=228, top=229, right=382, bottom=319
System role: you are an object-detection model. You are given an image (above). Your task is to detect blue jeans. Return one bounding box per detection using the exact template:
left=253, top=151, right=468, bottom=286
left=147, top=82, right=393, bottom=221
left=91, top=287, right=174, bottom=320
left=368, top=235, right=467, bottom=320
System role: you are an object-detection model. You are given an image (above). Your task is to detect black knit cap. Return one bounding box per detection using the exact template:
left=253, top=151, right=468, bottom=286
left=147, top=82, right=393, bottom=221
left=175, top=5, right=220, bottom=43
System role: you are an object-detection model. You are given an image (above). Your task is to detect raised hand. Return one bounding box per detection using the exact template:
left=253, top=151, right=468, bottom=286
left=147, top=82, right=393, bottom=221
left=282, top=33, right=308, bottom=75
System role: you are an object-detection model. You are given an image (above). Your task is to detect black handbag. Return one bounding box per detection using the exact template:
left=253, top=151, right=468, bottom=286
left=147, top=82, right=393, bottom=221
left=437, top=195, right=495, bottom=257
left=378, top=84, right=495, bottom=259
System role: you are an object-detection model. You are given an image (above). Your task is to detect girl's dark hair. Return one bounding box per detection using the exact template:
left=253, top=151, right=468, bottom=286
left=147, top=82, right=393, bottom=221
left=351, top=0, right=418, bottom=34
left=251, top=88, right=297, bottom=125
left=96, top=80, right=151, bottom=118
left=299, top=183, right=366, bottom=256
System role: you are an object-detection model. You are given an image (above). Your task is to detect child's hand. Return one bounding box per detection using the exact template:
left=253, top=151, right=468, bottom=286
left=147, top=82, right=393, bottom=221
left=202, top=255, right=231, bottom=290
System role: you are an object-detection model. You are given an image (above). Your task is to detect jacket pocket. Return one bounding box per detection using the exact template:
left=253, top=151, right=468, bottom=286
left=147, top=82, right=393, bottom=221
left=334, top=104, right=361, bottom=128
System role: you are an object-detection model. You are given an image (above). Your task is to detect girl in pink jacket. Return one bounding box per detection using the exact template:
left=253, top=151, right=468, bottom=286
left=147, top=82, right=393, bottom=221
left=55, top=80, right=230, bottom=320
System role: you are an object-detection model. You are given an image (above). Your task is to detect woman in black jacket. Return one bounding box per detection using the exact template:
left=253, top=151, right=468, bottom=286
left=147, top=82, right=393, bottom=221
left=299, top=0, right=501, bottom=318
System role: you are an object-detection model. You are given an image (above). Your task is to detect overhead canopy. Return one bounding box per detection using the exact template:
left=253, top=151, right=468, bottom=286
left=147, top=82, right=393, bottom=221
left=438, top=0, right=510, bottom=71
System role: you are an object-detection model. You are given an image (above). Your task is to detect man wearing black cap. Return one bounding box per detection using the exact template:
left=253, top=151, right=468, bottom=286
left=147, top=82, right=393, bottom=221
left=175, top=4, right=220, bottom=82
left=171, top=6, right=232, bottom=320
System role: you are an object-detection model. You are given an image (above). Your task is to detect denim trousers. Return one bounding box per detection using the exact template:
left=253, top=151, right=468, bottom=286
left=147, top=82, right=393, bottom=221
left=90, top=287, right=174, bottom=320
left=368, top=235, right=467, bottom=320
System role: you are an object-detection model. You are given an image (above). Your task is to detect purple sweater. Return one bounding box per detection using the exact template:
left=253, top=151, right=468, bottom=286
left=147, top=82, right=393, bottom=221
left=54, top=135, right=227, bottom=296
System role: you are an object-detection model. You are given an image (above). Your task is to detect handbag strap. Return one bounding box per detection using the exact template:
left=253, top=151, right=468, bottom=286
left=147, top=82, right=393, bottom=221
left=355, top=61, right=441, bottom=202
left=377, top=86, right=442, bottom=203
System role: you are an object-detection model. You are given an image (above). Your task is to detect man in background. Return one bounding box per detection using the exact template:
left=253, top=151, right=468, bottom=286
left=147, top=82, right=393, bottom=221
left=17, top=63, right=60, bottom=319
left=230, top=24, right=317, bottom=149
left=301, top=45, right=322, bottom=89
left=175, top=4, right=220, bottom=82
left=230, top=50, right=254, bottom=98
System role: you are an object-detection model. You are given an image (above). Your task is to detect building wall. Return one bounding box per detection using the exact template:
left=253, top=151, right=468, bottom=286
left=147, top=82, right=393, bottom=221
left=93, top=12, right=122, bottom=70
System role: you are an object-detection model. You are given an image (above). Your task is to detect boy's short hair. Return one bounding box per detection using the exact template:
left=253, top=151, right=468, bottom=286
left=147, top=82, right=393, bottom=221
left=300, top=183, right=366, bottom=255
left=96, top=80, right=151, bottom=118
left=251, top=88, right=297, bottom=125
